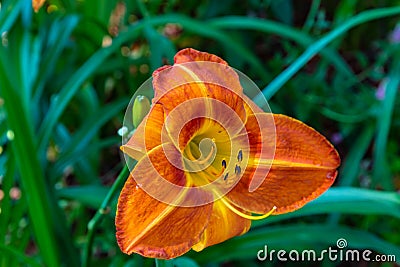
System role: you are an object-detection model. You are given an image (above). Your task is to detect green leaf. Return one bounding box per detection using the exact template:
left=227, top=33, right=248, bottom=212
left=270, top=0, right=293, bottom=25
left=253, top=187, right=400, bottom=227
left=146, top=14, right=269, bottom=81
left=338, top=125, right=374, bottom=186
left=37, top=23, right=144, bottom=153
left=256, top=6, right=400, bottom=101
left=0, top=52, right=75, bottom=267
left=0, top=0, right=21, bottom=33
left=57, top=185, right=109, bottom=208
left=209, top=16, right=354, bottom=79
left=172, top=257, right=200, bottom=267
left=372, top=59, right=400, bottom=190
left=49, top=97, right=128, bottom=181
left=155, top=259, right=174, bottom=267
left=37, top=13, right=273, bottom=154
left=0, top=243, right=42, bottom=267
left=0, top=22, right=79, bottom=267
left=34, top=15, right=80, bottom=102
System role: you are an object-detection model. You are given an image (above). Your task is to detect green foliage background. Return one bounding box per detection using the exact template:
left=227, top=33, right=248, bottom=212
left=0, top=0, right=400, bottom=266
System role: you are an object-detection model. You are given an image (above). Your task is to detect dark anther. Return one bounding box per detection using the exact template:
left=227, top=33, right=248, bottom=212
left=224, top=173, right=229, bottom=180
left=222, top=159, right=227, bottom=168
left=237, top=149, right=243, bottom=162
left=234, top=165, right=241, bottom=175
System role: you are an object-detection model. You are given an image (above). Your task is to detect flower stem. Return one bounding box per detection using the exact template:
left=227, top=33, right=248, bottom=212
left=83, top=164, right=130, bottom=267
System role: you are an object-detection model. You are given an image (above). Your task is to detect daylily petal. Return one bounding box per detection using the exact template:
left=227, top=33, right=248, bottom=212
left=158, top=83, right=246, bottom=118
left=126, top=141, right=214, bottom=205
left=116, top=177, right=213, bottom=259
left=227, top=113, right=340, bottom=214
left=242, top=94, right=263, bottom=115
left=153, top=68, right=243, bottom=106
left=152, top=50, right=242, bottom=103
left=116, top=144, right=213, bottom=259
left=122, top=103, right=165, bottom=160
left=159, top=83, right=247, bottom=150
left=272, top=114, right=340, bottom=168
left=192, top=199, right=251, bottom=252
left=174, top=48, right=228, bottom=65
left=224, top=110, right=275, bottom=192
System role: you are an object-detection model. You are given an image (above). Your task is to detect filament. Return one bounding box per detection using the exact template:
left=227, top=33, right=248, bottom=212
left=220, top=197, right=276, bottom=221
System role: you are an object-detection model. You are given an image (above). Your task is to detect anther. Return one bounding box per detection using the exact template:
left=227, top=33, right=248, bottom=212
left=237, top=149, right=243, bottom=162
left=222, top=159, right=227, bottom=168
left=223, top=173, right=229, bottom=180
left=234, top=164, right=241, bottom=175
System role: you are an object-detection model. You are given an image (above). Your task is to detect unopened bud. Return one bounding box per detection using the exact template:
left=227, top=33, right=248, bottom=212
left=132, top=95, right=151, bottom=128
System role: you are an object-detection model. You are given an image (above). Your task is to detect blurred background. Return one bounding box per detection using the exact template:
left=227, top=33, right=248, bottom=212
left=0, top=0, right=400, bottom=266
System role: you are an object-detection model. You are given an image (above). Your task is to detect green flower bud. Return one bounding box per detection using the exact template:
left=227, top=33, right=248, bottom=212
left=132, top=95, right=151, bottom=128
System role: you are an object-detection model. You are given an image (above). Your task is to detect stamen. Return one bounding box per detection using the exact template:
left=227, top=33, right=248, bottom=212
left=222, top=159, right=227, bottom=168
left=234, top=164, right=241, bottom=175
left=237, top=149, right=243, bottom=162
left=220, top=197, right=276, bottom=220
left=186, top=143, right=220, bottom=177
left=223, top=173, right=229, bottom=180
left=197, top=144, right=215, bottom=165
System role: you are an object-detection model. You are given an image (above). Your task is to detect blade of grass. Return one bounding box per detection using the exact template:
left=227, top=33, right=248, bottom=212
left=209, top=16, right=354, bottom=78
left=303, top=0, right=321, bottom=32
left=372, top=57, right=400, bottom=190
left=18, top=29, right=33, bottom=110
left=0, top=0, right=22, bottom=33
left=136, top=0, right=176, bottom=70
left=339, top=125, right=374, bottom=186
left=252, top=187, right=400, bottom=227
left=0, top=148, right=15, bottom=240
left=155, top=259, right=174, bottom=267
left=0, top=149, right=16, bottom=267
left=0, top=41, right=79, bottom=267
left=49, top=98, right=128, bottom=181
left=37, top=23, right=144, bottom=154
left=83, top=164, right=130, bottom=267
left=37, top=14, right=270, bottom=154
left=146, top=15, right=269, bottom=81
left=319, top=107, right=370, bottom=123
left=33, top=15, right=79, bottom=102
left=0, top=244, right=42, bottom=267
left=171, top=258, right=200, bottom=267
left=0, top=59, right=61, bottom=267
left=254, top=6, right=400, bottom=101
left=51, top=136, right=119, bottom=180
left=57, top=185, right=109, bottom=209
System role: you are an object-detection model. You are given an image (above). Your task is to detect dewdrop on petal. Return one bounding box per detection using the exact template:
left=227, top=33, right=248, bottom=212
left=132, top=95, right=151, bottom=128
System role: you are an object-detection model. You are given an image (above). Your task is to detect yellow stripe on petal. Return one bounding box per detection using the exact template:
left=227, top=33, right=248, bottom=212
left=192, top=198, right=250, bottom=252
left=253, top=159, right=339, bottom=170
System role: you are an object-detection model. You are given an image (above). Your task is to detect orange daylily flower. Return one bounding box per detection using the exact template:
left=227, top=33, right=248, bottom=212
left=116, top=48, right=340, bottom=259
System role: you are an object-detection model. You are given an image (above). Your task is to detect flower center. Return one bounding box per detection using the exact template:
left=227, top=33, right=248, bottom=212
left=182, top=120, right=277, bottom=220
left=182, top=120, right=231, bottom=186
